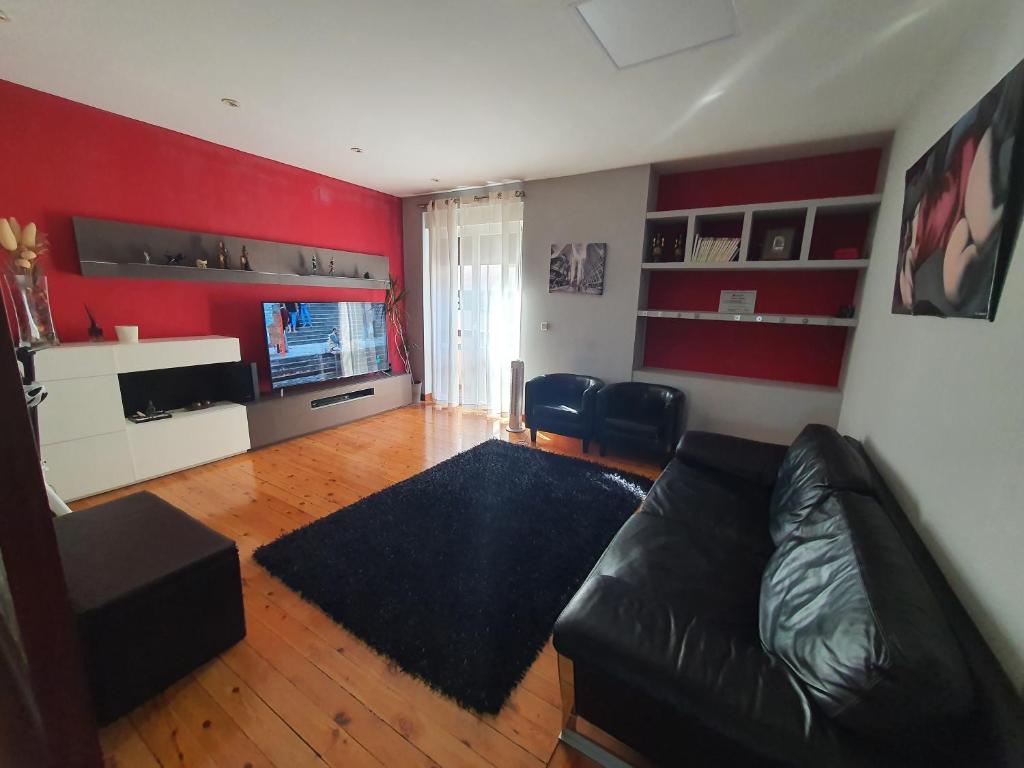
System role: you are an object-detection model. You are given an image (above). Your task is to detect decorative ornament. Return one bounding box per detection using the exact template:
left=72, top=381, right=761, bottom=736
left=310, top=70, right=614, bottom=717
left=673, top=235, right=684, bottom=261
left=651, top=233, right=665, bottom=260
left=85, top=304, right=104, bottom=341
left=240, top=245, right=252, bottom=271
left=143, top=251, right=151, bottom=264
left=328, top=258, right=335, bottom=275
left=165, top=253, right=184, bottom=265
left=217, top=241, right=227, bottom=269
left=311, top=252, right=319, bottom=274
left=1, top=217, right=59, bottom=347
left=195, top=258, right=208, bottom=269
left=363, top=271, right=371, bottom=280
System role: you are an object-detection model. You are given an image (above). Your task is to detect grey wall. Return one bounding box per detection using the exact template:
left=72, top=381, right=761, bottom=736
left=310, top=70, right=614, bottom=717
left=839, top=0, right=1024, bottom=690
left=403, top=169, right=652, bottom=389
left=520, top=165, right=652, bottom=383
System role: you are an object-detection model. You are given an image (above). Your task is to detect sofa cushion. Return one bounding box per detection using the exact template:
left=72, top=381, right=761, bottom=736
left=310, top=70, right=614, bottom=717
left=641, top=460, right=774, bottom=561
left=759, top=491, right=974, bottom=739
left=768, top=424, right=875, bottom=545
left=603, top=417, right=659, bottom=440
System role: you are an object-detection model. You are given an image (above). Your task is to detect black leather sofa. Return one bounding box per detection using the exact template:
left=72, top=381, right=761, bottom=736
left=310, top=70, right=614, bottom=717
left=554, top=425, right=1024, bottom=767
left=525, top=373, right=604, bottom=452
left=596, top=382, right=685, bottom=462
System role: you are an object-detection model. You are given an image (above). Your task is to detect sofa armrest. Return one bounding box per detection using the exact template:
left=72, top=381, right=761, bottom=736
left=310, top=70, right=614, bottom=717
left=554, top=576, right=880, bottom=768
left=675, top=431, right=788, bottom=488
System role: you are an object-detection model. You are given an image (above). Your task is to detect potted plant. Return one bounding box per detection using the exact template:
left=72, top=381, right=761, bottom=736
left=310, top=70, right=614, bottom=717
left=384, top=273, right=422, bottom=402
left=1, top=217, right=59, bottom=348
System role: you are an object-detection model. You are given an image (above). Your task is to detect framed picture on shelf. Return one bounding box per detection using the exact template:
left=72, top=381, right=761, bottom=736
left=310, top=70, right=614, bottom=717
left=761, top=228, right=796, bottom=261
left=893, top=57, right=1024, bottom=320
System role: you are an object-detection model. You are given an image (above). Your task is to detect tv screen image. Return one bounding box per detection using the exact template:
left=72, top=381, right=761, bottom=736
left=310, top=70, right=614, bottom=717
left=263, top=301, right=389, bottom=389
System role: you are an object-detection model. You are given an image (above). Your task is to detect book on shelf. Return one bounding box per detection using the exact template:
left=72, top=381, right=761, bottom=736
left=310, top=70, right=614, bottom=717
left=689, top=236, right=740, bottom=263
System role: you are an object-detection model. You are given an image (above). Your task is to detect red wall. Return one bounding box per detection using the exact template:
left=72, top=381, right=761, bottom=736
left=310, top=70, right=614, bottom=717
left=646, top=149, right=882, bottom=386
left=0, top=80, right=404, bottom=389
left=656, top=148, right=882, bottom=210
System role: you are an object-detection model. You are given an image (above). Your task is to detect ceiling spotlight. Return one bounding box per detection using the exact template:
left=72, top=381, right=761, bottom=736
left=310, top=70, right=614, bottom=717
left=350, top=147, right=364, bottom=154
left=0, top=10, right=10, bottom=22
left=220, top=97, right=240, bottom=108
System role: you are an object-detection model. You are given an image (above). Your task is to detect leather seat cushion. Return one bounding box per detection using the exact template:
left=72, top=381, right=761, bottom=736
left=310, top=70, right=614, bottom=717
left=768, top=424, right=876, bottom=545
left=533, top=403, right=582, bottom=425
left=641, top=460, right=775, bottom=561
left=591, top=509, right=767, bottom=638
left=603, top=417, right=659, bottom=439
left=760, top=491, right=975, bottom=739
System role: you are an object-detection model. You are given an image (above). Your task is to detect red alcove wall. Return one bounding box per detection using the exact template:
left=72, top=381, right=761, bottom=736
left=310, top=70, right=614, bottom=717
left=0, top=79, right=404, bottom=392
left=644, top=148, right=881, bottom=386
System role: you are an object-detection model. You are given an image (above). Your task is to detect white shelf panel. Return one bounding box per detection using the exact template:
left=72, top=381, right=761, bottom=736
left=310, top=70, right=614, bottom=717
left=641, top=259, right=869, bottom=271
left=646, top=193, right=882, bottom=221
left=637, top=310, right=856, bottom=327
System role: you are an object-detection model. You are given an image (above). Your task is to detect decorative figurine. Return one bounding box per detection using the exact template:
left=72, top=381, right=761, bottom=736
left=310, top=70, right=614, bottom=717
left=673, top=235, right=684, bottom=261
left=240, top=245, right=252, bottom=271
left=352, top=266, right=360, bottom=278
left=165, top=253, right=184, bottom=265
left=143, top=251, right=151, bottom=264
left=650, top=233, right=665, bottom=261
left=311, top=252, right=319, bottom=274
left=328, top=258, right=335, bottom=275
left=195, top=258, right=208, bottom=269
left=145, top=400, right=158, bottom=417
left=217, top=241, right=227, bottom=269
left=363, top=271, right=371, bottom=280
left=85, top=304, right=104, bottom=341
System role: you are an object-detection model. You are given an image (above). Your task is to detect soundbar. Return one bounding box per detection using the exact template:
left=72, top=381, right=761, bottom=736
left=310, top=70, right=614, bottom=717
left=310, top=388, right=374, bottom=410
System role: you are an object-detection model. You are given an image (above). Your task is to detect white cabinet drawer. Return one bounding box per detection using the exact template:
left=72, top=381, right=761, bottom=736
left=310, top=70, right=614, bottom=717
left=127, top=403, right=250, bottom=481
left=41, top=432, right=135, bottom=502
left=114, top=337, right=240, bottom=373
left=34, top=344, right=117, bottom=381
left=37, top=375, right=125, bottom=446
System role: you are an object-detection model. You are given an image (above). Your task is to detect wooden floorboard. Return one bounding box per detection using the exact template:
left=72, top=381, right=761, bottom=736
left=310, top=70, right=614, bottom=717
left=86, top=404, right=660, bottom=767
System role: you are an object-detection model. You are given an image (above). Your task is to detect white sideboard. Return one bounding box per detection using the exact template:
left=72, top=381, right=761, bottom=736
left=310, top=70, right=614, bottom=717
left=34, top=336, right=251, bottom=501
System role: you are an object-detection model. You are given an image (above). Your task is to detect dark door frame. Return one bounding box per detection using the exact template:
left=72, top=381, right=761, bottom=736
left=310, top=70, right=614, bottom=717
left=0, top=301, right=102, bottom=767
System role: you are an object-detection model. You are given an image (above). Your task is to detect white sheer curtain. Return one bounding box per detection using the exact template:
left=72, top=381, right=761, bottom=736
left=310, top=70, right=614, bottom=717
left=425, top=192, right=523, bottom=415
left=426, top=198, right=459, bottom=405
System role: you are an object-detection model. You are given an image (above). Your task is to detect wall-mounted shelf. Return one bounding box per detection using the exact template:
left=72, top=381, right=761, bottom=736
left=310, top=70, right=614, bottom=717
left=643, top=193, right=881, bottom=266
left=79, top=260, right=390, bottom=290
left=637, top=309, right=856, bottom=327
left=641, top=259, right=869, bottom=272
left=73, top=216, right=390, bottom=290
left=646, top=193, right=882, bottom=222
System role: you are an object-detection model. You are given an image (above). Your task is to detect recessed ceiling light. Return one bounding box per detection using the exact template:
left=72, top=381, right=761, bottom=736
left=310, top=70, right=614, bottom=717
left=430, top=177, right=440, bottom=182
left=0, top=10, right=10, bottom=22
left=220, top=97, right=240, bottom=108
left=350, top=147, right=364, bottom=154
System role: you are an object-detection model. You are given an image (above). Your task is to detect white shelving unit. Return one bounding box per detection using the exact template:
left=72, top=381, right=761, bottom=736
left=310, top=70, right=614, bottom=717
left=34, top=337, right=251, bottom=501
left=636, top=310, right=856, bottom=327
left=643, top=193, right=881, bottom=267
left=641, top=258, right=870, bottom=272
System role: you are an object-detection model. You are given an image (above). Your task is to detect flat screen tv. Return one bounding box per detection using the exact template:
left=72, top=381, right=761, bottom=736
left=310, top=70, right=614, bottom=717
left=262, top=301, right=389, bottom=389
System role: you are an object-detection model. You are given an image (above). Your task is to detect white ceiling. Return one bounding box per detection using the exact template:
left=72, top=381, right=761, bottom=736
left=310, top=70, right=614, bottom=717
left=0, top=0, right=983, bottom=197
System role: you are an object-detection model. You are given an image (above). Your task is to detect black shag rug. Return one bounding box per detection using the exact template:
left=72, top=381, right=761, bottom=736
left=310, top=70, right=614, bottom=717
left=253, top=439, right=652, bottom=714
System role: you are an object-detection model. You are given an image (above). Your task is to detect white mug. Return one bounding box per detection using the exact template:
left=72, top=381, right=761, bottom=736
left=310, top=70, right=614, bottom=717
left=115, top=325, right=139, bottom=343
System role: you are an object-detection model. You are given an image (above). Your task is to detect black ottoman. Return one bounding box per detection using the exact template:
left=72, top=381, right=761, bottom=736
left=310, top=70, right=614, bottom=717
left=54, top=491, right=245, bottom=725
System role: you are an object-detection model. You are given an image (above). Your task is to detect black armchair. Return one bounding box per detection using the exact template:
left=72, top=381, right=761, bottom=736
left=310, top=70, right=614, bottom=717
left=596, top=382, right=685, bottom=462
left=525, top=373, right=604, bottom=452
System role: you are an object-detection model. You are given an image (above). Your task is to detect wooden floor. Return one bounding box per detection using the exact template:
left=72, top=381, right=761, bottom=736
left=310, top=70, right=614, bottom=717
left=81, top=403, right=661, bottom=768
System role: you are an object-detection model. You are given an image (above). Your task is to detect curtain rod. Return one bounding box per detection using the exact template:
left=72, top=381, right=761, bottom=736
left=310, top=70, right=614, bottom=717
left=417, top=189, right=525, bottom=210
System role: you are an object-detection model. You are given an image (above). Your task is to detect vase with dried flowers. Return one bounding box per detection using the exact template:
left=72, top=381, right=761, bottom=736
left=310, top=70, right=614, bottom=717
left=1, top=217, right=59, bottom=348
left=384, top=273, right=422, bottom=401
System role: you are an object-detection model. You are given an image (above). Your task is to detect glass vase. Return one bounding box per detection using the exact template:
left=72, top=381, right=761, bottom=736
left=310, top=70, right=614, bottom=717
left=5, top=272, right=59, bottom=348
